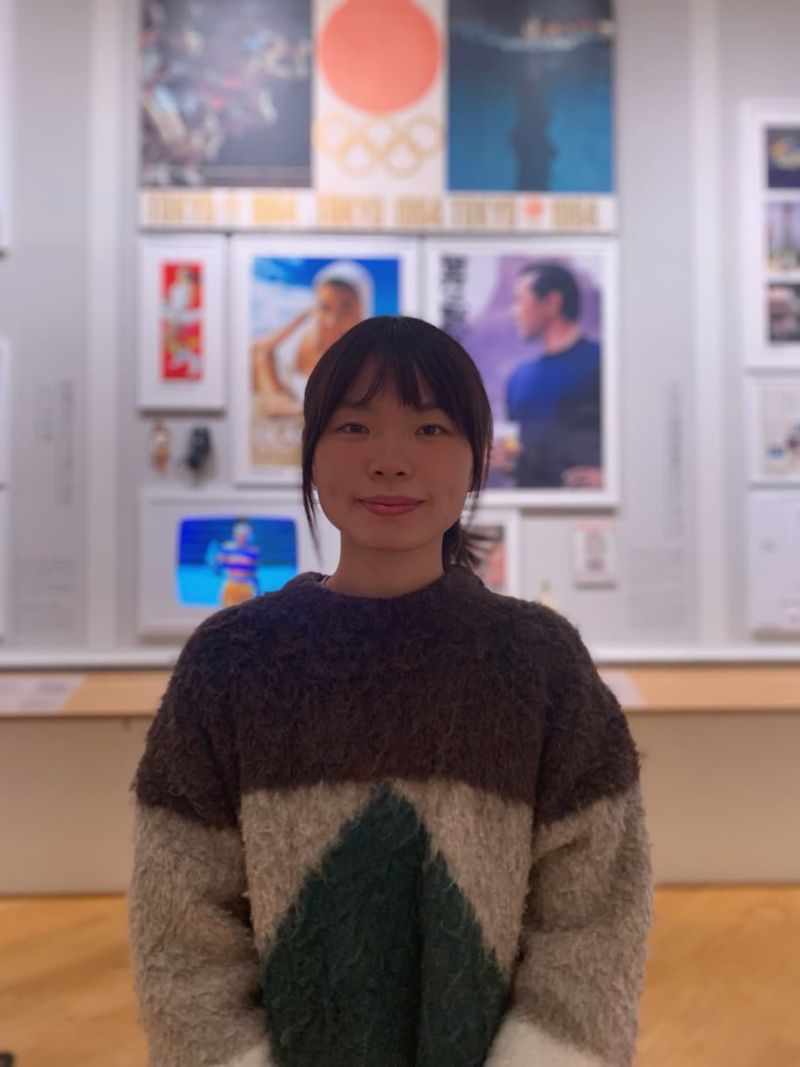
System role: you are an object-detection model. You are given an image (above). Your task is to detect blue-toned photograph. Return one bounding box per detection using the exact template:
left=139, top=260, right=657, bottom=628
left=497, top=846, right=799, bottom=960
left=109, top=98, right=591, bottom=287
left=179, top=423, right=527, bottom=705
left=175, top=515, right=298, bottom=608
left=448, top=0, right=614, bottom=193
left=766, top=127, right=800, bottom=190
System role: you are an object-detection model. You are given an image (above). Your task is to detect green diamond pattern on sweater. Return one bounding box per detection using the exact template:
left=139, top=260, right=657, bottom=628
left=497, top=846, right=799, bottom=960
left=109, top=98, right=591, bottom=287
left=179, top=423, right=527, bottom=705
left=261, top=781, right=510, bottom=1067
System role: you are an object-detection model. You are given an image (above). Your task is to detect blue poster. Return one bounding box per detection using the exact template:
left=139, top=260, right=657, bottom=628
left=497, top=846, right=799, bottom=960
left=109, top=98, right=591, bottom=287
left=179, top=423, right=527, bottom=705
left=448, top=1, right=614, bottom=194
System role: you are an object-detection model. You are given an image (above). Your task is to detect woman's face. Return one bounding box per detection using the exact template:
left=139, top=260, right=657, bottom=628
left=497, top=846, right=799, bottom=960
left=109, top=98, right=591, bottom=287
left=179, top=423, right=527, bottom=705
left=312, top=362, right=473, bottom=565
left=314, top=282, right=363, bottom=349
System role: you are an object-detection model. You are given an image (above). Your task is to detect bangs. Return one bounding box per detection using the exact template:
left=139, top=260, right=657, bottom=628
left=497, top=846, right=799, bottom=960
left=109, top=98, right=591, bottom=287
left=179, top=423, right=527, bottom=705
left=313, top=317, right=474, bottom=434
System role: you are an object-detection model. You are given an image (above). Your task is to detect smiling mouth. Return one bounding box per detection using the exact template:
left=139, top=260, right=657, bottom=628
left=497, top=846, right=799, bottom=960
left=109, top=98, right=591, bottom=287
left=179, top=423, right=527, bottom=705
left=360, top=498, right=423, bottom=516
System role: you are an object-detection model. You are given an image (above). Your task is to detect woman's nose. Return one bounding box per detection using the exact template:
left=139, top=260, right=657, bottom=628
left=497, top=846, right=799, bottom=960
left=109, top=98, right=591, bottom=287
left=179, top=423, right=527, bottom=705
left=367, top=448, right=412, bottom=478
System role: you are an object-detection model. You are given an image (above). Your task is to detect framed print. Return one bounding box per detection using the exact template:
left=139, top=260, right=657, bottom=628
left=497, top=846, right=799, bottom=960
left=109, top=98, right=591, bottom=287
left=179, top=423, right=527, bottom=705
left=448, top=0, right=614, bottom=196
left=571, top=519, right=617, bottom=588
left=741, top=99, right=800, bottom=368
left=0, top=0, right=13, bottom=251
left=424, top=237, right=619, bottom=507
left=0, top=490, right=6, bottom=638
left=137, top=235, right=226, bottom=410
left=230, top=234, right=420, bottom=485
left=139, top=0, right=312, bottom=189
left=746, top=376, right=800, bottom=484
left=747, top=491, right=800, bottom=638
left=462, top=502, right=523, bottom=598
left=0, top=339, right=9, bottom=485
left=137, top=488, right=340, bottom=638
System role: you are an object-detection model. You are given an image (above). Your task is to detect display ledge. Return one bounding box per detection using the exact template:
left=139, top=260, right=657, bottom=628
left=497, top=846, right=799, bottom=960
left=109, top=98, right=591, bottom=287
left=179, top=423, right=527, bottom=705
left=0, top=664, right=798, bottom=719
left=0, top=642, right=799, bottom=670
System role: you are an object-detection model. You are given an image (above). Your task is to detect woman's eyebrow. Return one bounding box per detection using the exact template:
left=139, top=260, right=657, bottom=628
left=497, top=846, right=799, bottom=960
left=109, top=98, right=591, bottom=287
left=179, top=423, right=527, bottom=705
left=337, top=399, right=446, bottom=413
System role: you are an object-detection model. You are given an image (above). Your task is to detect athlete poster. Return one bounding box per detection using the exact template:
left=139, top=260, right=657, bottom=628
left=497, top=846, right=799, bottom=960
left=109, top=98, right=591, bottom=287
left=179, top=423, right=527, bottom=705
left=230, top=235, right=419, bottom=483
left=448, top=0, right=614, bottom=195
left=425, top=238, right=619, bottom=507
left=140, top=0, right=312, bottom=188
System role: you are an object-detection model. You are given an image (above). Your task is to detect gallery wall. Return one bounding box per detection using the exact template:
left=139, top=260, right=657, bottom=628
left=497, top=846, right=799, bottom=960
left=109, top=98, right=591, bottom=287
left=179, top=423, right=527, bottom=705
left=0, top=0, right=798, bottom=660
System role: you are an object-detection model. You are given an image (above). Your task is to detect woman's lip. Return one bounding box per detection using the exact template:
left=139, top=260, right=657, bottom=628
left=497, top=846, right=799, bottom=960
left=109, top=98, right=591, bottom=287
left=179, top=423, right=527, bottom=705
left=360, top=500, right=422, bottom=516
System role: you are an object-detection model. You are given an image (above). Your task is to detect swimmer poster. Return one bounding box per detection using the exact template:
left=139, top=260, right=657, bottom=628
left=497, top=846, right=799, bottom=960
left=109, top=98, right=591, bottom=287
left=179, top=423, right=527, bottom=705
left=230, top=235, right=419, bottom=484
left=425, top=238, right=619, bottom=508
left=139, top=1, right=617, bottom=234
left=138, top=235, right=227, bottom=410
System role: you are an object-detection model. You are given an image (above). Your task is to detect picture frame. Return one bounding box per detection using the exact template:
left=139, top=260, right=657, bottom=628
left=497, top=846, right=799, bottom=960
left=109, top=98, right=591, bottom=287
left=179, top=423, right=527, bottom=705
left=0, top=0, right=14, bottom=252
left=137, top=487, right=340, bottom=638
left=230, top=234, right=420, bottom=485
left=423, top=236, right=620, bottom=508
left=137, top=235, right=227, bottom=411
left=0, top=338, right=9, bottom=485
left=741, top=98, right=800, bottom=369
left=746, top=491, right=800, bottom=638
left=0, top=489, right=7, bottom=639
left=746, top=375, right=800, bottom=485
left=461, top=501, right=523, bottom=598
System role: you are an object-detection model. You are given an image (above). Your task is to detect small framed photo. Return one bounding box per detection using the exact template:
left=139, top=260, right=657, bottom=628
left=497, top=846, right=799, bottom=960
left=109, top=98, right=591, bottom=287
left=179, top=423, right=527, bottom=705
left=746, top=376, right=800, bottom=484
left=571, top=519, right=617, bottom=588
left=0, top=339, right=9, bottom=485
left=0, top=0, right=13, bottom=252
left=137, top=488, right=340, bottom=637
left=230, top=234, right=420, bottom=485
left=424, top=237, right=619, bottom=508
left=0, top=489, right=7, bottom=638
left=462, top=502, right=523, bottom=597
left=137, top=235, right=227, bottom=411
left=747, top=491, right=800, bottom=638
left=741, top=99, right=800, bottom=368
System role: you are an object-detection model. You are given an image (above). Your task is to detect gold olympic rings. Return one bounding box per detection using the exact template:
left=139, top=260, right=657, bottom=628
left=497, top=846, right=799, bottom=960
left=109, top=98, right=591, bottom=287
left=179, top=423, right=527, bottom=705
left=313, top=112, right=442, bottom=178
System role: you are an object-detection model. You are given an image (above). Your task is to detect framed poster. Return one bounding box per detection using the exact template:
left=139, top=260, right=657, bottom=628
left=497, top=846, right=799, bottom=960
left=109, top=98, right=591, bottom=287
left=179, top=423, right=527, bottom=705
left=448, top=0, right=614, bottom=197
left=746, top=376, right=800, bottom=484
left=0, top=489, right=6, bottom=638
left=741, top=99, right=800, bottom=368
left=423, top=237, right=619, bottom=507
left=462, top=502, right=523, bottom=598
left=137, top=235, right=226, bottom=410
left=137, top=488, right=340, bottom=638
left=572, top=518, right=617, bottom=588
left=0, top=0, right=13, bottom=252
left=747, top=491, right=800, bottom=638
left=0, top=338, right=9, bottom=485
left=139, top=2, right=616, bottom=234
left=139, top=0, right=312, bottom=189
left=230, top=234, right=420, bottom=484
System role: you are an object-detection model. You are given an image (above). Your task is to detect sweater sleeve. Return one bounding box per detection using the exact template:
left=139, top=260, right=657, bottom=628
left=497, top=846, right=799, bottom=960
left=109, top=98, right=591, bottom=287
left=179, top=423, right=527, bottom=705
left=485, top=612, right=654, bottom=1067
left=128, top=615, right=275, bottom=1067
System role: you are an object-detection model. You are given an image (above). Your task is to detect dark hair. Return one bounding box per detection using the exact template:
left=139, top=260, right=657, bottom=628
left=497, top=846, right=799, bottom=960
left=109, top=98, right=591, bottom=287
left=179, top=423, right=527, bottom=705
left=520, top=263, right=581, bottom=322
left=301, top=316, right=493, bottom=573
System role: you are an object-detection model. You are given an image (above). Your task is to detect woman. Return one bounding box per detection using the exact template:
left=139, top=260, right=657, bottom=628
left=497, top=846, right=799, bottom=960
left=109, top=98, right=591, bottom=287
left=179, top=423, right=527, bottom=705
left=129, top=316, right=653, bottom=1067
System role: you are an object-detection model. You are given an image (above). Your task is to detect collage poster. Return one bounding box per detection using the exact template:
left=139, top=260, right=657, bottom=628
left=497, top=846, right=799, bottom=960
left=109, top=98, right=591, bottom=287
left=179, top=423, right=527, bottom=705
left=140, top=0, right=312, bottom=188
left=139, top=0, right=617, bottom=232
left=425, top=242, right=614, bottom=500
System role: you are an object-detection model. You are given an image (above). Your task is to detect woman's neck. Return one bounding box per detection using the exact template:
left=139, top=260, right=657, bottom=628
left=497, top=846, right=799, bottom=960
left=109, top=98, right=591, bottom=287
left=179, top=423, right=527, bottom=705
left=323, top=545, right=445, bottom=599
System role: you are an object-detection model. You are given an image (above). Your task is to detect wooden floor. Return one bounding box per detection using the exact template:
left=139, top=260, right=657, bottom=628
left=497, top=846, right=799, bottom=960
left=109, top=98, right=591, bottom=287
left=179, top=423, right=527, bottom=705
left=0, top=887, right=798, bottom=1067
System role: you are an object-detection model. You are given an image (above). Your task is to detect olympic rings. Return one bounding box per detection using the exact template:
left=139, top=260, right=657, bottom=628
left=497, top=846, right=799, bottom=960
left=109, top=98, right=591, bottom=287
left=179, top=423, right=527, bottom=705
left=313, top=112, right=442, bottom=178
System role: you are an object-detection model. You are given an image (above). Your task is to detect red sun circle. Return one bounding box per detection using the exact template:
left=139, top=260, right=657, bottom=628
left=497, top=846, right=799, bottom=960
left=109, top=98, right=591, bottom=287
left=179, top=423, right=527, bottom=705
left=319, top=0, right=441, bottom=114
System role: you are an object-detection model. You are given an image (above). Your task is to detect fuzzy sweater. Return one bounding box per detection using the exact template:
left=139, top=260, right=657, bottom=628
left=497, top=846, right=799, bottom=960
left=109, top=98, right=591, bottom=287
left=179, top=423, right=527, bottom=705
left=128, top=567, right=653, bottom=1067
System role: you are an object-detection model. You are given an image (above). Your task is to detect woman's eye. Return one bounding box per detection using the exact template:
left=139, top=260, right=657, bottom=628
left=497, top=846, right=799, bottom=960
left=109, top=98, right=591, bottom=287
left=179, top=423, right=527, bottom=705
left=417, top=424, right=449, bottom=436
left=337, top=422, right=368, bottom=434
